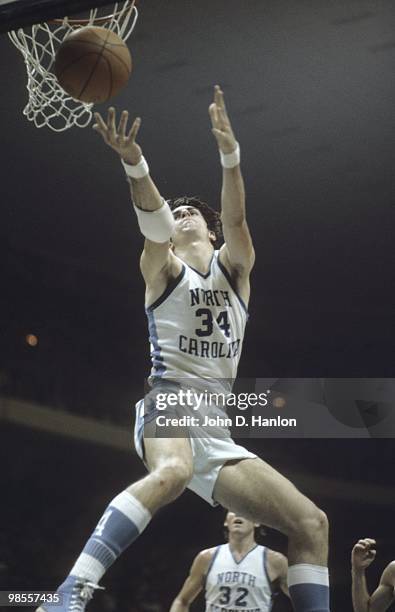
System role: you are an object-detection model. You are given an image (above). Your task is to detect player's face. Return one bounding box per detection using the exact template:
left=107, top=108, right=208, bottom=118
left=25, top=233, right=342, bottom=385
left=225, top=512, right=256, bottom=537
left=171, top=205, right=213, bottom=244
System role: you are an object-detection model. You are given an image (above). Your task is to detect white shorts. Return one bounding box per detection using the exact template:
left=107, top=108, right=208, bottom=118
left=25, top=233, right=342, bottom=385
left=133, top=395, right=257, bottom=506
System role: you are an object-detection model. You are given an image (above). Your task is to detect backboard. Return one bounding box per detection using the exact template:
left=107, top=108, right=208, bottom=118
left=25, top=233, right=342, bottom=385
left=0, top=0, right=120, bottom=33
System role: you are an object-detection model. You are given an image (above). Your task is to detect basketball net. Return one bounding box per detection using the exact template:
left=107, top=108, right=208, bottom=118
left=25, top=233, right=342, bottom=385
left=8, top=1, right=138, bottom=132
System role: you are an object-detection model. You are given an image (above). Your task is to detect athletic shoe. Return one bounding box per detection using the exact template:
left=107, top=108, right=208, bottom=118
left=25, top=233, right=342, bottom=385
left=37, top=575, right=104, bottom=612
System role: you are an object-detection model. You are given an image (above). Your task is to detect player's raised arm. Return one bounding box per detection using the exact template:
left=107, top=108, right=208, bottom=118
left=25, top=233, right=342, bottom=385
left=351, top=539, right=377, bottom=612
left=93, top=108, right=178, bottom=288
left=169, top=549, right=213, bottom=612
left=350, top=538, right=395, bottom=612
left=209, top=85, right=255, bottom=276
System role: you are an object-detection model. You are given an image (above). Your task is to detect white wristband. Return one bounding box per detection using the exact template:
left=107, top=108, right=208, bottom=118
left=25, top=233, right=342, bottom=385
left=121, top=156, right=149, bottom=179
left=220, top=143, right=240, bottom=168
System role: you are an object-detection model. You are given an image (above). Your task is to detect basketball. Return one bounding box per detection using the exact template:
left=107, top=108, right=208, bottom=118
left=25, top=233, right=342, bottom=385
left=54, top=26, right=132, bottom=104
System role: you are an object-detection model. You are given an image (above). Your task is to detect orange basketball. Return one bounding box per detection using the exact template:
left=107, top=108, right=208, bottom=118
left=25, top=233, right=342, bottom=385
left=54, top=26, right=132, bottom=104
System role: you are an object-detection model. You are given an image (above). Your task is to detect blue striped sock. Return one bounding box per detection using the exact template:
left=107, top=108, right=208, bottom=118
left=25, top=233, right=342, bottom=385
left=288, top=564, right=330, bottom=612
left=68, top=491, right=151, bottom=583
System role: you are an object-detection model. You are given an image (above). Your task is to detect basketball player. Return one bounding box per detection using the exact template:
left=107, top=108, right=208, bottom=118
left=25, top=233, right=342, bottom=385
left=170, top=511, right=290, bottom=612
left=39, top=86, right=330, bottom=612
left=351, top=538, right=395, bottom=611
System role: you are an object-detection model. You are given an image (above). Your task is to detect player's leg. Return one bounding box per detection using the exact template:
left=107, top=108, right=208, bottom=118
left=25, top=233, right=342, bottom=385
left=130, top=435, right=194, bottom=511
left=214, top=456, right=327, bottom=563
left=213, top=457, right=330, bottom=612
left=40, top=436, right=193, bottom=612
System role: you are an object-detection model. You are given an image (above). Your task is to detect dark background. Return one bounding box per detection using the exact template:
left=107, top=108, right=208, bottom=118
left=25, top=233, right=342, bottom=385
left=1, top=0, right=395, bottom=610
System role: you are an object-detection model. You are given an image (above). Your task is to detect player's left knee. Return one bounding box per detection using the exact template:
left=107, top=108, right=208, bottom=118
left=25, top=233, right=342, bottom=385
left=298, top=507, right=328, bottom=541
left=153, top=459, right=193, bottom=502
left=312, top=507, right=328, bottom=534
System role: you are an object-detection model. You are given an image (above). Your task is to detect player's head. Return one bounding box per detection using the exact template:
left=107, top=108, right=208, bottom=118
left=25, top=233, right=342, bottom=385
left=167, top=196, right=223, bottom=250
left=224, top=511, right=259, bottom=540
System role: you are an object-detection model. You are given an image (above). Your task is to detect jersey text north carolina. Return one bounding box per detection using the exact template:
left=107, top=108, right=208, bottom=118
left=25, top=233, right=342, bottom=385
left=146, top=251, right=248, bottom=386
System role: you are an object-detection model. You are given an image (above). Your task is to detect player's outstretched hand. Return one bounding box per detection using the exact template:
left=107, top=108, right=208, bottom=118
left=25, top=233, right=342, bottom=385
left=93, top=107, right=142, bottom=165
left=352, top=539, right=377, bottom=570
left=209, top=85, right=238, bottom=154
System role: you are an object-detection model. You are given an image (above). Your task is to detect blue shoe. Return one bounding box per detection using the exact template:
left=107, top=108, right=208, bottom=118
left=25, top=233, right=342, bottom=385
left=37, top=575, right=104, bottom=612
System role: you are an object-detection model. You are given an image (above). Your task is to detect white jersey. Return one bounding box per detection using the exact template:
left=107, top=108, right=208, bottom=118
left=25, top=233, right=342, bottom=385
left=205, top=544, right=274, bottom=612
left=145, top=251, right=248, bottom=388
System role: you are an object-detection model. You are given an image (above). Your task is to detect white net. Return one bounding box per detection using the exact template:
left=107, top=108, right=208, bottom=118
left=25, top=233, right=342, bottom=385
left=8, top=1, right=138, bottom=132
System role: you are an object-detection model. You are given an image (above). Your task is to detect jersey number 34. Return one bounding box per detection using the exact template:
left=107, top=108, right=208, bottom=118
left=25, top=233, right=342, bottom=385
left=195, top=308, right=230, bottom=338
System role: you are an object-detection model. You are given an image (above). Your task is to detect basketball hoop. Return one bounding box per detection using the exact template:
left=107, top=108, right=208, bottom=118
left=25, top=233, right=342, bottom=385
left=8, top=1, right=138, bottom=132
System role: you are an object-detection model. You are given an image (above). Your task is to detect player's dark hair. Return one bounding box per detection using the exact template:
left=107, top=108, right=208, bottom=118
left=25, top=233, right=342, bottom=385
left=167, top=196, right=223, bottom=249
